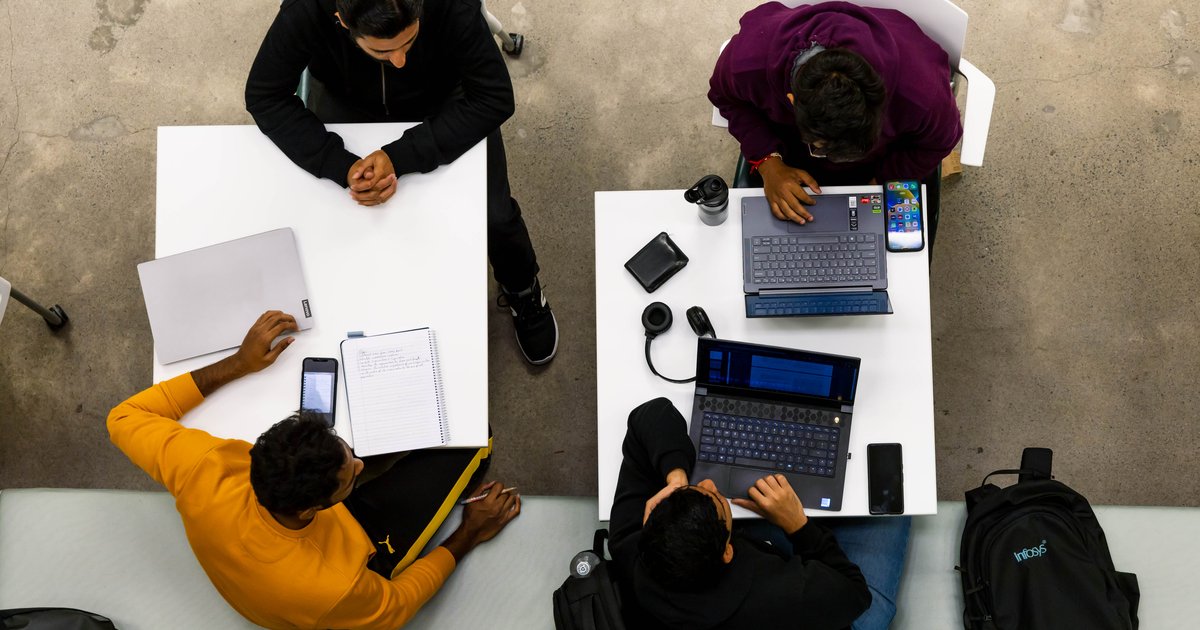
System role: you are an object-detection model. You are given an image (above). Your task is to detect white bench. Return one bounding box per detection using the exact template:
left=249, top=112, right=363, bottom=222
left=1, top=490, right=1195, bottom=628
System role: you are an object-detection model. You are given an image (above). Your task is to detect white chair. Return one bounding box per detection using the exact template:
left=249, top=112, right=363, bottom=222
left=481, top=0, right=524, bottom=57
left=711, top=0, right=994, bottom=167
left=0, top=276, right=69, bottom=330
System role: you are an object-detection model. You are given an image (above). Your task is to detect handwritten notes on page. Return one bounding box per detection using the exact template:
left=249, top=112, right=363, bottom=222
left=340, top=328, right=448, bottom=456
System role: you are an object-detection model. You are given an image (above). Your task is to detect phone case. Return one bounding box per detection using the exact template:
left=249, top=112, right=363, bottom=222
left=624, top=232, right=689, bottom=293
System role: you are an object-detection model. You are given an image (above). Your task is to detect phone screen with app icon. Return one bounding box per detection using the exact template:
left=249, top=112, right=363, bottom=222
left=884, top=180, right=925, bottom=252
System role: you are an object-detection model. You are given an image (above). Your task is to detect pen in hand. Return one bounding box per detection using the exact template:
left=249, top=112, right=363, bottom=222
left=459, top=487, right=518, bottom=505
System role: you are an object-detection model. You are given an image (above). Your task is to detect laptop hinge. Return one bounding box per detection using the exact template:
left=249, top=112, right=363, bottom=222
left=695, top=386, right=708, bottom=396
left=841, top=404, right=854, bottom=413
left=756, top=286, right=875, bottom=296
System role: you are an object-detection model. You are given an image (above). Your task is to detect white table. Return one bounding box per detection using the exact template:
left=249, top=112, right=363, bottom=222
left=153, top=124, right=488, bottom=448
left=594, top=186, right=935, bottom=519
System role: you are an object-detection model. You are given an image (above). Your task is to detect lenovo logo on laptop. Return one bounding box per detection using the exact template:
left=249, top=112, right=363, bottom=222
left=302, top=299, right=312, bottom=318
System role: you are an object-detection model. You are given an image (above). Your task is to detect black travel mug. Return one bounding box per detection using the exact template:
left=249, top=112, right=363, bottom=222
left=684, top=175, right=730, bottom=226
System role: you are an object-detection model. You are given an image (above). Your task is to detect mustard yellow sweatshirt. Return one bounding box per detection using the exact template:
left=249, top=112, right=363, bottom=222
left=107, top=373, right=455, bottom=629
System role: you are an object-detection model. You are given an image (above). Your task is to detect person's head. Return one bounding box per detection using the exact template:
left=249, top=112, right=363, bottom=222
left=789, top=48, right=886, bottom=163
left=334, top=0, right=423, bottom=68
left=249, top=412, right=364, bottom=520
left=638, top=479, right=734, bottom=592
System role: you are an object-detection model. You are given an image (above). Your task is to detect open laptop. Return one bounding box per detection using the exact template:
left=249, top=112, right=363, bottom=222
left=138, top=227, right=315, bottom=364
left=689, top=337, right=861, bottom=511
left=742, top=194, right=892, bottom=318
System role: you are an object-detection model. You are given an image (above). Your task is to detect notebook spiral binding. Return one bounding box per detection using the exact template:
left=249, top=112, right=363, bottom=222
left=428, top=329, right=450, bottom=443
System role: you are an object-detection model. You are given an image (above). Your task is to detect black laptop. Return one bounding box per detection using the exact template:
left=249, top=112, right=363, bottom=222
left=688, top=337, right=861, bottom=511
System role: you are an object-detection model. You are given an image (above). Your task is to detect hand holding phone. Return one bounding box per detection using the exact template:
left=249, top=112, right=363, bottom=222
left=300, top=357, right=338, bottom=427
left=884, top=180, right=925, bottom=252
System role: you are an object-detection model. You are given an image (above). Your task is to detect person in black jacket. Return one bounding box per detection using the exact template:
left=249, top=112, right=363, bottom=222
left=245, top=0, right=557, bottom=365
left=610, top=398, right=910, bottom=630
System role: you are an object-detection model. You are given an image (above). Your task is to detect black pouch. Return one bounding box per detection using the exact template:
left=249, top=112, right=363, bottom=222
left=623, top=232, right=688, bottom=293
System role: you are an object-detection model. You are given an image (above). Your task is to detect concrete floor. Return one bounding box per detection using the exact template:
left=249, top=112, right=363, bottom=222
left=0, top=0, right=1197, bottom=506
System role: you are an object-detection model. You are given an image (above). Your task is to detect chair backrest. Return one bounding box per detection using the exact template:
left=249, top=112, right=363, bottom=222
left=774, top=0, right=967, bottom=68
left=0, top=277, right=10, bottom=328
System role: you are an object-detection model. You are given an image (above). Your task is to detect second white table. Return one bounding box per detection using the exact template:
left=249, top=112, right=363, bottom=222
left=594, top=186, right=936, bottom=519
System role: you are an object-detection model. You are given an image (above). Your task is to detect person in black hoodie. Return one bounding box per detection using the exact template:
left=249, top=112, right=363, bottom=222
left=245, top=0, right=557, bottom=365
left=610, top=398, right=910, bottom=630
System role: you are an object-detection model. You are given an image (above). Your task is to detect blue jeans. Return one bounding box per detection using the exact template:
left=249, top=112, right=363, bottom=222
left=737, top=516, right=911, bottom=630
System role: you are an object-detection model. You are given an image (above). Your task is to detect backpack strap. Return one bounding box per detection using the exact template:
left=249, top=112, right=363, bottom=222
left=1019, top=447, right=1053, bottom=481
left=966, top=468, right=1038, bottom=511
left=593, top=529, right=610, bottom=559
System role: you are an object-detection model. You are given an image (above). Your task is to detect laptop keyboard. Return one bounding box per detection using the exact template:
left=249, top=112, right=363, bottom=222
left=746, top=292, right=890, bottom=318
left=750, top=234, right=880, bottom=285
left=696, top=397, right=842, bottom=478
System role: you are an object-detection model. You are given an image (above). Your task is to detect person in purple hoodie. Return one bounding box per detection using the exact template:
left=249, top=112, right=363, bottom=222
left=709, top=1, right=962, bottom=226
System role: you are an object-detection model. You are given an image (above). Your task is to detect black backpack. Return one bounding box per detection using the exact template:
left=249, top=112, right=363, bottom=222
left=958, top=448, right=1140, bottom=630
left=552, top=529, right=626, bottom=630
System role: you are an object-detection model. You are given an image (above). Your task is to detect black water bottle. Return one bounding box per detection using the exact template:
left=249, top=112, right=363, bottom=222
left=685, top=174, right=730, bottom=226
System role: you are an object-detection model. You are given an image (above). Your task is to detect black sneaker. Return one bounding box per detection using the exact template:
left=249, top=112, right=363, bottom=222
left=498, top=278, right=559, bottom=365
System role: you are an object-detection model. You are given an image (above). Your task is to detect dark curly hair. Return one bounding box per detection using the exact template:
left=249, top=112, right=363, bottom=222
left=791, top=48, right=886, bottom=161
left=638, top=488, right=730, bottom=591
left=336, top=0, right=424, bottom=39
left=249, top=412, right=347, bottom=515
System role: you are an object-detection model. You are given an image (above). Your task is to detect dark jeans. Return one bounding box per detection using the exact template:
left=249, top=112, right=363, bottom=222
left=308, top=79, right=539, bottom=290
left=344, top=444, right=491, bottom=578
left=738, top=517, right=911, bottom=630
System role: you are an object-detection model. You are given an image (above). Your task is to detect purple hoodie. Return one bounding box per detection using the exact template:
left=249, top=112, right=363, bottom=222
left=709, top=1, right=962, bottom=181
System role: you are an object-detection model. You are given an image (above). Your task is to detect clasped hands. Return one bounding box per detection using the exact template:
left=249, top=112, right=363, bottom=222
left=347, top=149, right=398, bottom=207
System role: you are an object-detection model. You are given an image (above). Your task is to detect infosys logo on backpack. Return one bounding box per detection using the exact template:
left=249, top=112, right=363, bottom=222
left=1013, top=540, right=1048, bottom=563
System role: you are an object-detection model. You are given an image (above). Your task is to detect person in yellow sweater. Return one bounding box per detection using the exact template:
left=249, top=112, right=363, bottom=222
left=107, top=310, right=520, bottom=629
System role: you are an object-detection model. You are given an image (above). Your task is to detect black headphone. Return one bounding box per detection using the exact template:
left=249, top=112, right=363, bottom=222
left=641, top=302, right=717, bottom=384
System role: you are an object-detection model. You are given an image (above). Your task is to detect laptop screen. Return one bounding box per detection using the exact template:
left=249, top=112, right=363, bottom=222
left=697, top=338, right=860, bottom=403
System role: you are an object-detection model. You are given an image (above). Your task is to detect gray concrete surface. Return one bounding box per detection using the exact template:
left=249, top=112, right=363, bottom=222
left=1, top=0, right=1197, bottom=505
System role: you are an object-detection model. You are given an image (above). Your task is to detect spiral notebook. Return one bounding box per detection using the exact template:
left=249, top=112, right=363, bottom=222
left=340, top=327, right=449, bottom=456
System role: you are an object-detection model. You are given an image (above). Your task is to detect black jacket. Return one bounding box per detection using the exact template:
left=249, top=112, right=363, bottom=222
left=245, top=0, right=515, bottom=187
left=609, top=398, right=871, bottom=630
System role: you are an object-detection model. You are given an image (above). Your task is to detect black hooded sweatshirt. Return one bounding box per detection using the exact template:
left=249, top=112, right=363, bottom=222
left=610, top=398, right=871, bottom=630
left=245, top=0, right=514, bottom=187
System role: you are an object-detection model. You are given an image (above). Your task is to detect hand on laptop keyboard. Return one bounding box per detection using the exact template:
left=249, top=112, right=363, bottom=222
left=731, top=473, right=809, bottom=535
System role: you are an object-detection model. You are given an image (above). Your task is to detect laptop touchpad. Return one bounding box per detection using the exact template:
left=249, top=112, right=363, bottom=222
left=729, top=468, right=769, bottom=499
left=785, top=195, right=853, bottom=232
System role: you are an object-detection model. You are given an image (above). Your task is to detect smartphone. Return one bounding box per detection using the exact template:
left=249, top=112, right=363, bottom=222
left=300, top=357, right=338, bottom=427
left=867, top=443, right=904, bottom=515
left=884, top=180, right=925, bottom=252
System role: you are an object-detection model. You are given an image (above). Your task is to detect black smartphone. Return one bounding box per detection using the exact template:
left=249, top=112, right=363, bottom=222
left=300, top=357, right=338, bottom=427
left=867, top=443, right=904, bottom=515
left=884, top=180, right=925, bottom=252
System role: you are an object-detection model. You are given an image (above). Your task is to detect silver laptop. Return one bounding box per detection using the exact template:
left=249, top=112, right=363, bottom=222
left=689, top=337, right=861, bottom=511
left=741, top=194, right=891, bottom=317
left=138, top=228, right=314, bottom=364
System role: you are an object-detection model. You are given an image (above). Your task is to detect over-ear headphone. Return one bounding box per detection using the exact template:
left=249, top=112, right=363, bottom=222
left=641, top=303, right=717, bottom=384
